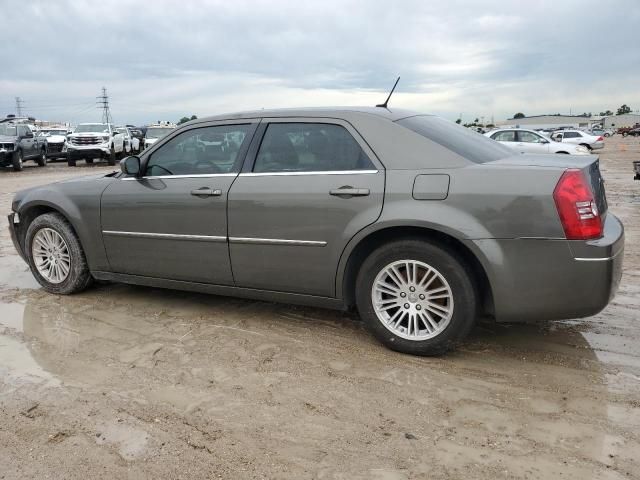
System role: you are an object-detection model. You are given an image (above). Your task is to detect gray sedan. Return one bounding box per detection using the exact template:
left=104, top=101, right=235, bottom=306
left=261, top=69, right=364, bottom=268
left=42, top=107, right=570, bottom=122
left=7, top=107, right=624, bottom=355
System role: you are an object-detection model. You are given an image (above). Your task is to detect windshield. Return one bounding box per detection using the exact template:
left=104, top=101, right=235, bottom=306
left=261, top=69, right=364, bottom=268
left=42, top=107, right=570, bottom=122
left=146, top=127, right=174, bottom=139
left=116, top=128, right=128, bottom=135
left=75, top=124, right=109, bottom=133
left=396, top=116, right=513, bottom=164
left=0, top=124, right=18, bottom=136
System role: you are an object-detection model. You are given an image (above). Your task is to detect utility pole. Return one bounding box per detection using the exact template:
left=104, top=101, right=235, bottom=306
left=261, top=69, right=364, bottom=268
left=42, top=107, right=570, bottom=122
left=15, top=97, right=24, bottom=116
left=97, top=87, right=113, bottom=124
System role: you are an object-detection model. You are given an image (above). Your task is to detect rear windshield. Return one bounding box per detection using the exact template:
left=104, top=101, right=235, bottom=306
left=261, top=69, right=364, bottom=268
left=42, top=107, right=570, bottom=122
left=396, top=115, right=513, bottom=164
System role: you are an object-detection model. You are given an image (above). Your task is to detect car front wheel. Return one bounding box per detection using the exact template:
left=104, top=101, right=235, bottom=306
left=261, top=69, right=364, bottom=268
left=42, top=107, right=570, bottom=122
left=356, top=239, right=477, bottom=355
left=25, top=213, right=93, bottom=294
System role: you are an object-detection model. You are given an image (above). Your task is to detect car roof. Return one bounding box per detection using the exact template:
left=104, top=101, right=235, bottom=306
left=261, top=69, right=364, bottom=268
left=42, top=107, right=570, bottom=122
left=194, top=106, right=425, bottom=123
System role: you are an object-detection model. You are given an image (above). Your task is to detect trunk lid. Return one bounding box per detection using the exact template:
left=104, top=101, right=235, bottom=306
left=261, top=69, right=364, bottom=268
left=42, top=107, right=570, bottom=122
left=488, top=153, right=608, bottom=216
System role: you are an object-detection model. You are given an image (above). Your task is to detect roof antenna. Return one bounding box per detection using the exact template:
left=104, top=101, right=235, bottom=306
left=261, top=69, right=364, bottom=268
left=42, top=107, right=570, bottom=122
left=376, top=76, right=400, bottom=108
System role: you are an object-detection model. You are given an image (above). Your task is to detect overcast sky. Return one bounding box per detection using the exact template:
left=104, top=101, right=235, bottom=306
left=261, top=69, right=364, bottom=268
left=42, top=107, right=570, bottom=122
left=1, top=0, right=639, bottom=125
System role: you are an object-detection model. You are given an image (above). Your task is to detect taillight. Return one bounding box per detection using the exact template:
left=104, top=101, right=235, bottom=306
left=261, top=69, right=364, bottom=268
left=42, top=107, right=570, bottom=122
left=597, top=136, right=604, bottom=141
left=553, top=169, right=603, bottom=240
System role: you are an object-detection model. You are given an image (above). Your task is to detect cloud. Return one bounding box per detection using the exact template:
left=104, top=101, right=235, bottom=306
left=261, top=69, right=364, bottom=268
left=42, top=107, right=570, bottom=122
left=0, top=0, right=639, bottom=124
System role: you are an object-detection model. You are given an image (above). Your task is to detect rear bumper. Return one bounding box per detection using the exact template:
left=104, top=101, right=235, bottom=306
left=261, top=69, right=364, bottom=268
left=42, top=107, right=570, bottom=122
left=469, top=214, right=624, bottom=323
left=591, top=141, right=604, bottom=150
left=8, top=213, right=27, bottom=263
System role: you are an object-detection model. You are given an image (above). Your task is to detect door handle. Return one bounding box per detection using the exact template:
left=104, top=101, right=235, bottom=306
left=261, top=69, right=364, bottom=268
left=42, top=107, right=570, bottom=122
left=190, top=188, right=222, bottom=197
left=329, top=186, right=370, bottom=197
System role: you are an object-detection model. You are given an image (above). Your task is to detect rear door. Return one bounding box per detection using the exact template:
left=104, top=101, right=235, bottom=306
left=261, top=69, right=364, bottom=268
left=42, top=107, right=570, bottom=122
left=227, top=119, right=384, bottom=297
left=100, top=120, right=257, bottom=284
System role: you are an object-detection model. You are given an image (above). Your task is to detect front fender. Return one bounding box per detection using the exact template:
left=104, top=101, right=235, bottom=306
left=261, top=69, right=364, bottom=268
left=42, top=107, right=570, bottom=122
left=14, top=177, right=115, bottom=271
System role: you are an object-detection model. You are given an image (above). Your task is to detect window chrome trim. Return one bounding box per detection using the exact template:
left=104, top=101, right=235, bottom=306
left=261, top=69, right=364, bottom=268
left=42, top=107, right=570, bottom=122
left=102, top=230, right=227, bottom=242
left=240, top=170, right=378, bottom=177
left=229, top=237, right=327, bottom=247
left=121, top=173, right=237, bottom=181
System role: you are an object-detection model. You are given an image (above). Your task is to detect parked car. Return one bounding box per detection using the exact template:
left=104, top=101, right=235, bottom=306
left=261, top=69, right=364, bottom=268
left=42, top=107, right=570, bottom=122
left=126, top=126, right=145, bottom=150
left=0, top=122, right=47, bottom=171
left=550, top=130, right=604, bottom=150
left=66, top=123, right=125, bottom=166
left=486, top=128, right=591, bottom=155
left=40, top=127, right=69, bottom=161
left=116, top=126, right=140, bottom=154
left=625, top=127, right=640, bottom=137
left=144, top=123, right=177, bottom=149
left=7, top=108, right=624, bottom=356
left=588, top=128, right=611, bottom=138
left=618, top=124, right=640, bottom=136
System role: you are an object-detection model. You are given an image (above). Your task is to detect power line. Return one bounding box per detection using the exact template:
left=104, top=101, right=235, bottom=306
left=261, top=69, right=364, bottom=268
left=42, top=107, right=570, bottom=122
left=15, top=97, right=24, bottom=116
left=96, top=87, right=113, bottom=124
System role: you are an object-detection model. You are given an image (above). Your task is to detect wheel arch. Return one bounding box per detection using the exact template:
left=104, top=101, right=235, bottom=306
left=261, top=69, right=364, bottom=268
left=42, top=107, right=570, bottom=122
left=16, top=201, right=80, bottom=249
left=338, top=225, right=495, bottom=318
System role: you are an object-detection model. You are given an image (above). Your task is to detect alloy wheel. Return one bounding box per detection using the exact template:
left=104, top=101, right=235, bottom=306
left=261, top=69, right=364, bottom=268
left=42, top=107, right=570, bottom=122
left=32, top=228, right=71, bottom=284
left=371, top=259, right=454, bottom=340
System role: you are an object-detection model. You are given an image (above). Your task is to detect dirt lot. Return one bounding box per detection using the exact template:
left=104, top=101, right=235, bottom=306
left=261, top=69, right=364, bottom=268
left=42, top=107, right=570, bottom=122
left=0, top=139, right=639, bottom=480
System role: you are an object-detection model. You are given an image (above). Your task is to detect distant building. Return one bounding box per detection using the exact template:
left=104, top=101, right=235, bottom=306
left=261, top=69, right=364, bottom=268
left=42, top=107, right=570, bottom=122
left=603, top=114, right=640, bottom=128
left=497, top=114, right=595, bottom=130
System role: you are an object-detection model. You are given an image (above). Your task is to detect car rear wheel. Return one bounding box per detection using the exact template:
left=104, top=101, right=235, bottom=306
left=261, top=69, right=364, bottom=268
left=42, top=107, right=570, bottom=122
left=356, top=239, right=477, bottom=355
left=25, top=213, right=92, bottom=294
left=12, top=150, right=23, bottom=171
left=36, top=149, right=47, bottom=167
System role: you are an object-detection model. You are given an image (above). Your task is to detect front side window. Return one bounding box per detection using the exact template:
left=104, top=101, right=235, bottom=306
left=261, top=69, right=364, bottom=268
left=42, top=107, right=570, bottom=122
left=518, top=131, right=544, bottom=143
left=146, top=124, right=251, bottom=176
left=253, top=123, right=374, bottom=173
left=491, top=131, right=516, bottom=142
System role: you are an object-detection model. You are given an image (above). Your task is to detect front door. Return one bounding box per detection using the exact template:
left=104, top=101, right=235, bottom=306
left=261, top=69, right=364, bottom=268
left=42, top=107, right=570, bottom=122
left=227, top=119, right=384, bottom=297
left=516, top=130, right=550, bottom=154
left=101, top=121, right=257, bottom=284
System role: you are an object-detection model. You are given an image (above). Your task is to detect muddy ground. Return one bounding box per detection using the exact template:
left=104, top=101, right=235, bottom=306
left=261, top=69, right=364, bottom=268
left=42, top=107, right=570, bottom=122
left=0, top=138, right=639, bottom=479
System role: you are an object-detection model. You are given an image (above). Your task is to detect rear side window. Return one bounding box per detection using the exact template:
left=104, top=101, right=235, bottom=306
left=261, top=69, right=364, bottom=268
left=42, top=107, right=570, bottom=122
left=491, top=131, right=516, bottom=142
left=564, top=132, right=581, bottom=138
left=253, top=123, right=374, bottom=173
left=397, top=116, right=513, bottom=163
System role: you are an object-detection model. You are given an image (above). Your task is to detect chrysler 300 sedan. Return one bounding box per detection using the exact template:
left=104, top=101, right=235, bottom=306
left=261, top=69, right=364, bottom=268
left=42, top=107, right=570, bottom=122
left=8, top=107, right=624, bottom=355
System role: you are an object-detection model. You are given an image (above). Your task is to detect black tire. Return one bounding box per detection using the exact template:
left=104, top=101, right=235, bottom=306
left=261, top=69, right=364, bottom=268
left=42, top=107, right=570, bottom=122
left=556, top=151, right=569, bottom=154
left=36, top=149, right=47, bottom=167
left=67, top=156, right=76, bottom=167
left=622, top=132, right=628, bottom=137
left=108, top=146, right=116, bottom=166
left=355, top=239, right=477, bottom=356
left=604, top=133, right=610, bottom=137
left=580, top=143, right=592, bottom=151
left=12, top=150, right=24, bottom=171
left=85, top=157, right=94, bottom=164
left=24, top=213, right=92, bottom=295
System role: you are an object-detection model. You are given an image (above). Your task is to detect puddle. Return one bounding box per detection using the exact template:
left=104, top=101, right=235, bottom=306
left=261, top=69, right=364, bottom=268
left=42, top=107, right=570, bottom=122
left=0, top=301, right=25, bottom=332
left=0, top=335, right=59, bottom=388
left=0, top=255, right=39, bottom=289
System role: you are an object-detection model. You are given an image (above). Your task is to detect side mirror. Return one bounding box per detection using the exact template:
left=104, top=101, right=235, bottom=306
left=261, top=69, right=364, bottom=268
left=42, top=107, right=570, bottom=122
left=120, top=155, right=141, bottom=176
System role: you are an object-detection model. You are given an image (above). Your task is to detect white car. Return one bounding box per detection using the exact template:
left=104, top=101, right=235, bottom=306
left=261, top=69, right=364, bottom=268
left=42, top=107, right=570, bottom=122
left=144, top=124, right=177, bottom=149
left=116, top=126, right=140, bottom=154
left=485, top=128, right=592, bottom=155
left=550, top=130, right=604, bottom=150
left=66, top=123, right=125, bottom=166
left=39, top=127, right=69, bottom=160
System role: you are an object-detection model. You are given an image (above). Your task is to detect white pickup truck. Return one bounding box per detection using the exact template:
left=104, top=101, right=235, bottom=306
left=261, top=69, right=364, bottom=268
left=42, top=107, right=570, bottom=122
left=66, top=123, right=125, bottom=166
